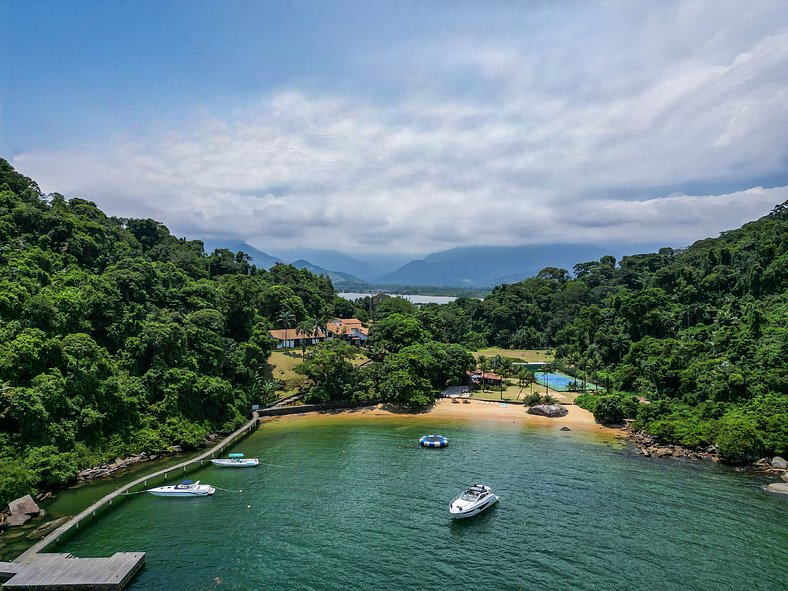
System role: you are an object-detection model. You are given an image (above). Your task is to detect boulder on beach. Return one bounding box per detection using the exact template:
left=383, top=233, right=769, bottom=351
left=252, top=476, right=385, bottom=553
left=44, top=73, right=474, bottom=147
left=766, top=482, right=788, bottom=495
left=560, top=426, right=571, bottom=431
left=8, top=494, right=40, bottom=517
left=771, top=456, right=787, bottom=469
left=527, top=404, right=568, bottom=418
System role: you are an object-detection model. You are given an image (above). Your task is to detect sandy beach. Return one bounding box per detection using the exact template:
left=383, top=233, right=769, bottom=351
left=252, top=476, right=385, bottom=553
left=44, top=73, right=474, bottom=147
left=272, top=399, right=624, bottom=439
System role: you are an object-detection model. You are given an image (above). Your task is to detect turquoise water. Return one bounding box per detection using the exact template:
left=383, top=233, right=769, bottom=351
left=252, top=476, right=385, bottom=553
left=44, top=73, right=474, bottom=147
left=534, top=371, right=603, bottom=392
left=58, top=417, right=787, bottom=590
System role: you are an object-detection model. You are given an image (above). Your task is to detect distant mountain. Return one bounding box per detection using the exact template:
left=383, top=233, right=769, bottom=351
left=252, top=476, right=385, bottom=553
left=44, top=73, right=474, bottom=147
left=201, top=239, right=282, bottom=269
left=269, top=248, right=381, bottom=280
left=376, top=244, right=621, bottom=286
left=290, top=259, right=367, bottom=286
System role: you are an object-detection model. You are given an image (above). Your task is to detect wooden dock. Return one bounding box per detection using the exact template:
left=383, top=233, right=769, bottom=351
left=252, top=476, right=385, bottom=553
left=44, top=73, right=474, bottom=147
left=2, top=411, right=261, bottom=589
left=1, top=553, right=144, bottom=590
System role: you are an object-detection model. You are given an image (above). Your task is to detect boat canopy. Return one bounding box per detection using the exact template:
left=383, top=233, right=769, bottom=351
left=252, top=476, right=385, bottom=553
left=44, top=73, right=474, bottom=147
left=228, top=453, right=245, bottom=458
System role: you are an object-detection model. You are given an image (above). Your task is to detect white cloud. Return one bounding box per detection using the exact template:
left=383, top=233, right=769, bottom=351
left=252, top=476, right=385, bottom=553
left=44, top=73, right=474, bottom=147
left=12, top=0, right=788, bottom=255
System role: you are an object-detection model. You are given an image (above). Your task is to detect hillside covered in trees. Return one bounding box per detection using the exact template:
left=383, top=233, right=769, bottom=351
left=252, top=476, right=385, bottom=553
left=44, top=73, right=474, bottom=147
left=1, top=157, right=785, bottom=505
left=408, top=202, right=787, bottom=462
left=0, top=160, right=350, bottom=504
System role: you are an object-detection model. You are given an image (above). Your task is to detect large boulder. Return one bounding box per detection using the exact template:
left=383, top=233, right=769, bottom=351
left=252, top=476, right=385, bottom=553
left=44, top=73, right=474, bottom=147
left=771, top=456, right=787, bottom=469
left=527, top=404, right=568, bottom=418
left=6, top=514, right=31, bottom=527
left=27, top=516, right=71, bottom=540
left=766, top=482, right=788, bottom=495
left=8, top=494, right=40, bottom=517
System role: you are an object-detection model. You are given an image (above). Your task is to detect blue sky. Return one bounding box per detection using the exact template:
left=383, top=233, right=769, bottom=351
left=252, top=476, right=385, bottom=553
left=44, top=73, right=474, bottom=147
left=2, top=0, right=787, bottom=255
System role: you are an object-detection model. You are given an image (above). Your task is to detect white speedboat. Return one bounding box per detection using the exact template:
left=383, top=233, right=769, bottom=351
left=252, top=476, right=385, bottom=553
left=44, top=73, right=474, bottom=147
left=449, top=484, right=499, bottom=518
left=146, top=480, right=215, bottom=497
left=210, top=452, right=259, bottom=468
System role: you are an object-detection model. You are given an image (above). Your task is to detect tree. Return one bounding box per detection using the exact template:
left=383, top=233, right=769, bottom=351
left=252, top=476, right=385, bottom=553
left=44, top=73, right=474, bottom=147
left=296, top=318, right=315, bottom=359
left=276, top=308, right=296, bottom=351
left=295, top=340, right=357, bottom=402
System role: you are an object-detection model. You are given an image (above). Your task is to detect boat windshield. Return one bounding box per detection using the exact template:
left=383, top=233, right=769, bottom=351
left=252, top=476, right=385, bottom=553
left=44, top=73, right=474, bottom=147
left=460, top=490, right=482, bottom=501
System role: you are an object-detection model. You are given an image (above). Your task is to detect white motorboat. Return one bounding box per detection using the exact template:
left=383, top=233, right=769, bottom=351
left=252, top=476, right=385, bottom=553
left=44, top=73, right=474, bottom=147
left=210, top=452, right=259, bottom=468
left=146, top=480, right=215, bottom=497
left=449, top=484, right=499, bottom=518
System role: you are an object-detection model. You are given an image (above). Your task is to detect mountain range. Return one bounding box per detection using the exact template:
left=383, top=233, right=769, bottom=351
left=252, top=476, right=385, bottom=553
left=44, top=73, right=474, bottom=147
left=200, top=238, right=665, bottom=288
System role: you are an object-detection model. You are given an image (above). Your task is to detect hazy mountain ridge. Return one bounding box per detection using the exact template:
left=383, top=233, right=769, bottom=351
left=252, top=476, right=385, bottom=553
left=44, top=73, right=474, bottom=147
left=376, top=244, right=618, bottom=286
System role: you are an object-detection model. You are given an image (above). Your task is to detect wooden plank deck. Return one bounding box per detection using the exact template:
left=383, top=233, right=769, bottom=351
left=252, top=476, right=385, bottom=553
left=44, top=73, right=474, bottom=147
left=2, top=553, right=144, bottom=590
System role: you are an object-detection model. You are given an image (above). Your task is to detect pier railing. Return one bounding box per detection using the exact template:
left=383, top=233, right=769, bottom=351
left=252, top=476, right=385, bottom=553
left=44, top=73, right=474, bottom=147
left=17, top=412, right=261, bottom=562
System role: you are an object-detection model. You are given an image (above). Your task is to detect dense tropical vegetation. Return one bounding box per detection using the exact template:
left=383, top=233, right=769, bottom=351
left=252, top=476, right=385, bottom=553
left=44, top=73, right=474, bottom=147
left=0, top=160, right=347, bottom=503
left=410, top=203, right=788, bottom=463
left=1, top=157, right=785, bottom=506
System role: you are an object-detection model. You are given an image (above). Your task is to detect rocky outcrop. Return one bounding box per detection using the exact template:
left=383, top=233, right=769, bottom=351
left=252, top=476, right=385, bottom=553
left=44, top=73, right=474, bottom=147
left=77, top=452, right=159, bottom=481
left=766, top=482, right=788, bottom=495
left=9, top=495, right=40, bottom=518
left=630, top=431, right=718, bottom=461
left=527, top=404, right=568, bottom=418
left=27, top=516, right=71, bottom=539
left=560, top=426, right=571, bottom=431
left=771, top=456, right=787, bottom=469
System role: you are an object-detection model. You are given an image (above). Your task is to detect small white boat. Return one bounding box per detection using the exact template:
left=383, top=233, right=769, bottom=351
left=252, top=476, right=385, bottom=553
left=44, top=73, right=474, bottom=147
left=146, top=480, right=215, bottom=497
left=449, top=484, right=499, bottom=518
left=210, top=452, right=259, bottom=468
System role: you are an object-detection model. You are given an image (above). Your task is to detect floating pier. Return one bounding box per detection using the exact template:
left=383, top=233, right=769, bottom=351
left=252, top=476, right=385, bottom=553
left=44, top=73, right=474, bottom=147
left=1, top=553, right=144, bottom=590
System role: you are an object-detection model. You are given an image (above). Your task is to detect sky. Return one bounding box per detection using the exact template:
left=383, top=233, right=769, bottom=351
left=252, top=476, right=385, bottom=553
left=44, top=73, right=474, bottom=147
left=2, top=0, right=787, bottom=257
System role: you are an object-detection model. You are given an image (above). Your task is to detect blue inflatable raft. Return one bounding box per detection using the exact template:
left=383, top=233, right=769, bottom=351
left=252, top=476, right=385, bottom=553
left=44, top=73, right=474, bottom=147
left=419, top=434, right=448, bottom=448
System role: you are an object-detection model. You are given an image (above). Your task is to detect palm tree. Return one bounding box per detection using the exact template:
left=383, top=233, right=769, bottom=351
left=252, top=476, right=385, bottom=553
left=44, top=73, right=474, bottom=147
left=260, top=380, right=279, bottom=405
left=587, top=352, right=603, bottom=390
left=477, top=354, right=488, bottom=392
left=276, top=308, right=296, bottom=352
left=296, top=318, right=315, bottom=359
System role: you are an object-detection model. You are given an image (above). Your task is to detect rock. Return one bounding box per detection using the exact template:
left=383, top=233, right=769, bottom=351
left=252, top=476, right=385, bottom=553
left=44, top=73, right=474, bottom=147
left=766, top=482, right=788, bottom=495
left=8, top=494, right=40, bottom=517
left=560, top=426, right=571, bottom=431
left=168, top=445, right=183, bottom=453
left=771, top=456, right=787, bottom=469
left=654, top=447, right=674, bottom=458
left=781, top=472, right=788, bottom=483
left=26, top=516, right=71, bottom=540
left=6, top=514, right=31, bottom=527
left=527, top=404, right=568, bottom=418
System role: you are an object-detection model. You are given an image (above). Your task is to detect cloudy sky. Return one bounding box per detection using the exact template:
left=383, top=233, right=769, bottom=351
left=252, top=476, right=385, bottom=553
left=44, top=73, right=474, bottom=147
left=2, top=0, right=787, bottom=256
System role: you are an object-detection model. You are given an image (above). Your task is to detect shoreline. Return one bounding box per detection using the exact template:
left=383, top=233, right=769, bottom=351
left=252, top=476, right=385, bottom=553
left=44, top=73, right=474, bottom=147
left=271, top=398, right=624, bottom=438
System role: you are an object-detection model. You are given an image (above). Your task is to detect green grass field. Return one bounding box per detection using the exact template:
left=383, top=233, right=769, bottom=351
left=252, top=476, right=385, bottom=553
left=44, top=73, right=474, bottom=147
left=474, top=347, right=552, bottom=363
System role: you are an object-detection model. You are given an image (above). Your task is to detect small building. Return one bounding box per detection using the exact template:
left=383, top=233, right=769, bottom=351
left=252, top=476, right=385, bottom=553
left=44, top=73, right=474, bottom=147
left=466, top=370, right=503, bottom=385
left=269, top=328, right=327, bottom=349
left=326, top=318, right=369, bottom=346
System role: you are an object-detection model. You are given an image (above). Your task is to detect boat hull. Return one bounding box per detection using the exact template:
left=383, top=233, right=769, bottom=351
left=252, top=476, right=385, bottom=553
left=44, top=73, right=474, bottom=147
left=210, top=458, right=259, bottom=467
left=146, top=486, right=215, bottom=497
left=449, top=494, right=499, bottom=519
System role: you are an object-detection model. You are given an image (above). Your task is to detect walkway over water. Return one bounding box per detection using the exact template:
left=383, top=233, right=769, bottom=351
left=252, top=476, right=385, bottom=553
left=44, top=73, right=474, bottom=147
left=2, top=412, right=261, bottom=589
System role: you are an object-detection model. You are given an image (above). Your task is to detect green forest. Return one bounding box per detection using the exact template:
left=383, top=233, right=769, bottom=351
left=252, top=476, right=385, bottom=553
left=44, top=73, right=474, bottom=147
left=0, top=160, right=353, bottom=504
left=1, top=158, right=786, bottom=506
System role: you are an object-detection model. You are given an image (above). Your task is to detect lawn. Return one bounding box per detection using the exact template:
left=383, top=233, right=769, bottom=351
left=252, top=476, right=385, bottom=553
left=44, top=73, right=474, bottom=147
left=268, top=348, right=369, bottom=394
left=469, top=381, right=578, bottom=404
left=474, top=347, right=553, bottom=363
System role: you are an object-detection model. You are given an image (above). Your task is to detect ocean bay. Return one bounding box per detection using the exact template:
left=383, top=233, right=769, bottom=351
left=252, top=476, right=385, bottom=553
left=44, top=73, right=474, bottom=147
left=56, top=416, right=787, bottom=591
